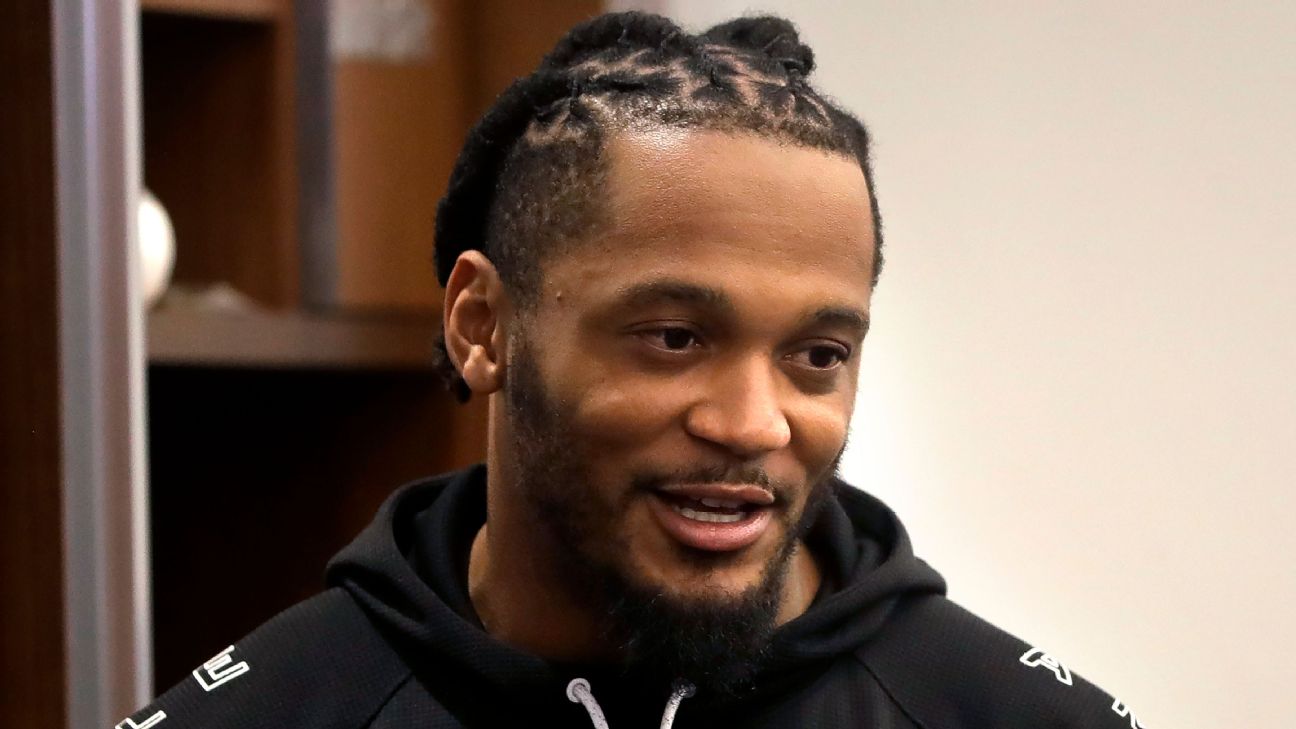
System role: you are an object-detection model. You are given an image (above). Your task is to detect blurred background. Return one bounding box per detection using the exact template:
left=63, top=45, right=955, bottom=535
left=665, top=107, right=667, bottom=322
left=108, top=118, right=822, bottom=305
left=2, top=1, right=1292, bottom=728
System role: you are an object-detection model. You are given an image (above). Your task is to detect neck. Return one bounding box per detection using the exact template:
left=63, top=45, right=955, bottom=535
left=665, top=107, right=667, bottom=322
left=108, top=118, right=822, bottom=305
left=468, top=516, right=619, bottom=662
left=778, top=543, right=822, bottom=625
left=468, top=416, right=614, bottom=661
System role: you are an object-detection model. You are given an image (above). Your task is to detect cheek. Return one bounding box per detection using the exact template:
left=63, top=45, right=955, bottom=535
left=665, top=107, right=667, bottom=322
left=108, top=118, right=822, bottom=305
left=788, top=395, right=853, bottom=481
left=571, top=381, right=681, bottom=450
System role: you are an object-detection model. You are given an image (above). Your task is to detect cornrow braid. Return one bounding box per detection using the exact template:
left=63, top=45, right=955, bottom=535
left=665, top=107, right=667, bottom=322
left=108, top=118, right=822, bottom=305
left=433, top=12, right=883, bottom=401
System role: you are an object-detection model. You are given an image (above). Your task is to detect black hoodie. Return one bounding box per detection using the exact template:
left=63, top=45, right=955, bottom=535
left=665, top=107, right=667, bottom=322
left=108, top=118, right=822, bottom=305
left=125, top=465, right=1144, bottom=728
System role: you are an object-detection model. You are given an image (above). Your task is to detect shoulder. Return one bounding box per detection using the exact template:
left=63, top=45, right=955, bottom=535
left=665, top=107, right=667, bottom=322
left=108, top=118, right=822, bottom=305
left=857, top=595, right=1148, bottom=729
left=117, top=588, right=413, bottom=729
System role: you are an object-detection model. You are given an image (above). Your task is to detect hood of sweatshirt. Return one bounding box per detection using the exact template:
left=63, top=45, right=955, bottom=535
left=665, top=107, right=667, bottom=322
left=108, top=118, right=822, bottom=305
left=326, top=464, right=945, bottom=727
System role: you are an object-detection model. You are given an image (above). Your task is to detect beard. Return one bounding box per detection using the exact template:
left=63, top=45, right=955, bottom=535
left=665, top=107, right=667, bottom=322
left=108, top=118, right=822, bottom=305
left=504, top=334, right=841, bottom=695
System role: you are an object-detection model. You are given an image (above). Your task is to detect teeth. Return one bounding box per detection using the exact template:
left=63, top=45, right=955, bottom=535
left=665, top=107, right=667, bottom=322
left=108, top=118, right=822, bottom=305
left=672, top=505, right=744, bottom=524
left=699, top=498, right=743, bottom=509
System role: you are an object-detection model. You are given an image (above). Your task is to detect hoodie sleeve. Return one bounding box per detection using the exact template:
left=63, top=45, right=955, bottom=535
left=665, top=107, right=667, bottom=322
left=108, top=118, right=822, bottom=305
left=857, top=595, right=1153, bottom=729
left=113, top=589, right=412, bottom=729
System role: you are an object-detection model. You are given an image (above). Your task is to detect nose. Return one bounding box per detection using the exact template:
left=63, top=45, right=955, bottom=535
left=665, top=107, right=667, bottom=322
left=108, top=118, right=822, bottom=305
left=684, top=355, right=792, bottom=458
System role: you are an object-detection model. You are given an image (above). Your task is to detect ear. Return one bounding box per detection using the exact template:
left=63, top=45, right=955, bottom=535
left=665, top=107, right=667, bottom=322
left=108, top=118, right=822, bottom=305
left=442, top=251, right=510, bottom=395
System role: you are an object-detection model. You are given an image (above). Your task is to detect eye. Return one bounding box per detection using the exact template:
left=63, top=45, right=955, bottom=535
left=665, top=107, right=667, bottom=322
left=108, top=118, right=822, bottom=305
left=639, top=326, right=702, bottom=352
left=789, top=344, right=850, bottom=371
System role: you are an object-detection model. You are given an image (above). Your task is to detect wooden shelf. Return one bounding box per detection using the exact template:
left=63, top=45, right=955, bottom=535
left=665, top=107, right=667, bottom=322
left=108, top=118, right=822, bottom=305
left=148, top=308, right=440, bottom=371
left=140, top=0, right=285, bottom=22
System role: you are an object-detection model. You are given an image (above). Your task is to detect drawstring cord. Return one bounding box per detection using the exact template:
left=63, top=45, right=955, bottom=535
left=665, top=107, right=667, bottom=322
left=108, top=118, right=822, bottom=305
left=566, top=678, right=696, bottom=729
left=657, top=679, right=696, bottom=728
left=566, top=679, right=608, bottom=729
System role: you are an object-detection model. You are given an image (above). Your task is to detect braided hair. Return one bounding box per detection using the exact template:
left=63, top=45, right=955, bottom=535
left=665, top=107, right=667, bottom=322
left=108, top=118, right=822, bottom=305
left=433, top=12, right=883, bottom=401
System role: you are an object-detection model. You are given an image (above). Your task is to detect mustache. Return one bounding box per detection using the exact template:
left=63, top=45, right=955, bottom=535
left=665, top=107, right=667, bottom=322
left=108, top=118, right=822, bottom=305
left=630, top=463, right=792, bottom=504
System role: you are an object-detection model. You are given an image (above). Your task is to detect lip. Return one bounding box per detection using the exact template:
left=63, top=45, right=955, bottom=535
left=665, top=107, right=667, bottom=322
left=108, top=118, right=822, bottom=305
left=647, top=491, right=774, bottom=552
left=654, top=482, right=776, bottom=507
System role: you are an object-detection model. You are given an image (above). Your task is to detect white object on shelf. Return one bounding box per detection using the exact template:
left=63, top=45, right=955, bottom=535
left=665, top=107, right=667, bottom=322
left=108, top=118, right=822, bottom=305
left=138, top=188, right=175, bottom=308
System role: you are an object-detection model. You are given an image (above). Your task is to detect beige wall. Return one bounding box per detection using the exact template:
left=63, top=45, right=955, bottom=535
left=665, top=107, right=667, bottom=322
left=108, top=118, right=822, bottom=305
left=651, top=2, right=1296, bottom=727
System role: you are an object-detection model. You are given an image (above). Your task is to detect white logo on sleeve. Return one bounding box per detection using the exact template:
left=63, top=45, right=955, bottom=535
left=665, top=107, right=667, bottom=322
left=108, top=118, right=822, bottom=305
left=115, top=710, right=167, bottom=729
left=1112, top=698, right=1147, bottom=728
left=193, top=645, right=250, bottom=691
left=1018, top=647, right=1073, bottom=685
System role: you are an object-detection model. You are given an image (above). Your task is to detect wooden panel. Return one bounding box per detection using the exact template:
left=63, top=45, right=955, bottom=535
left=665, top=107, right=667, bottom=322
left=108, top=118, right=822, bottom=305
left=148, top=367, right=481, bottom=687
left=333, top=0, right=471, bottom=311
left=0, top=0, right=66, bottom=726
left=148, top=308, right=440, bottom=370
left=141, top=12, right=299, bottom=307
left=463, top=0, right=605, bottom=117
left=332, top=0, right=604, bottom=312
left=140, top=0, right=285, bottom=22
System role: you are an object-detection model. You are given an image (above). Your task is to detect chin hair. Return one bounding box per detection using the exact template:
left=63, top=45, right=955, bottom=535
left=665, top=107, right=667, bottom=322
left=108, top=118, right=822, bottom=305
left=596, top=479, right=838, bottom=695
left=596, top=538, right=797, bottom=696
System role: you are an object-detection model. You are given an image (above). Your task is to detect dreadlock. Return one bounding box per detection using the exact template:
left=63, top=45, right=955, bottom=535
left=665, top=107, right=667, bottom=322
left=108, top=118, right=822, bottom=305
left=433, top=12, right=883, bottom=401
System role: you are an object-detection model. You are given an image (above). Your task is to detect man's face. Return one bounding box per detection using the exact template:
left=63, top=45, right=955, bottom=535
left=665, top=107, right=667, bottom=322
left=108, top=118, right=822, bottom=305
left=503, top=128, right=875, bottom=618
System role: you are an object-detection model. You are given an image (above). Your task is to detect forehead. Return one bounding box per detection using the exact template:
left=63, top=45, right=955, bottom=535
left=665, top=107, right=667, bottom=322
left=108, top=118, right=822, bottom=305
left=611, top=127, right=872, bottom=269
left=537, top=128, right=876, bottom=313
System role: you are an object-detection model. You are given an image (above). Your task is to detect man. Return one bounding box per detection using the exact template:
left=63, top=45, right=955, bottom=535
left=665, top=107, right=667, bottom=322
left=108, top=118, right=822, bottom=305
left=124, top=12, right=1143, bottom=729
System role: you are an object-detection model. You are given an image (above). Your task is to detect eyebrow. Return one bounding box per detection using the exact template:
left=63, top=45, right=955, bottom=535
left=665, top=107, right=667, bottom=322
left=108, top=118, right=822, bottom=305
left=614, top=279, right=736, bottom=314
left=614, top=278, right=870, bottom=338
left=802, top=306, right=871, bottom=339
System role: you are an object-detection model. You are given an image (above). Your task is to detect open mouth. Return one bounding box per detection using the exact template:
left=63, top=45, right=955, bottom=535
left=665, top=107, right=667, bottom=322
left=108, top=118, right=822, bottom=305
left=661, top=493, right=755, bottom=523
left=648, top=485, right=775, bottom=552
